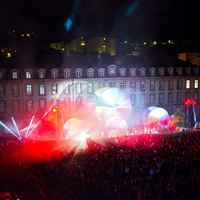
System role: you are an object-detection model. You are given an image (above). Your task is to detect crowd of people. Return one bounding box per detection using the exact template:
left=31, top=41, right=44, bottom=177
left=1, top=132, right=200, bottom=199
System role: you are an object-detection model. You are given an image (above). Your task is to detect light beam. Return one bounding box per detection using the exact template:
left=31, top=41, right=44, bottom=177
left=0, top=120, right=20, bottom=139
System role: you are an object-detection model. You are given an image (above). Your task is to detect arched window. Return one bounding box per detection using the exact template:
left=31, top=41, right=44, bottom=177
left=167, top=67, right=174, bottom=76
left=149, top=67, right=156, bottom=76
left=158, top=67, right=165, bottom=76
left=12, top=71, right=18, bottom=79
left=130, top=68, right=136, bottom=76
left=38, top=69, right=46, bottom=79
left=107, top=65, right=117, bottom=76
left=75, top=68, right=82, bottom=78
left=63, top=68, right=71, bottom=78
left=140, top=68, right=146, bottom=76
left=87, top=68, right=95, bottom=78
left=119, top=67, right=126, bottom=77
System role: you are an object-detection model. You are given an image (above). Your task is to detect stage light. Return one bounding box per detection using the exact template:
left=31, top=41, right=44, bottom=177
left=153, top=41, right=157, bottom=45
left=76, top=132, right=89, bottom=150
left=95, top=87, right=131, bottom=108
left=11, top=117, right=21, bottom=138
left=52, top=108, right=58, bottom=113
left=6, top=52, right=12, bottom=58
left=64, top=17, right=73, bottom=32
left=183, top=98, right=196, bottom=106
left=25, top=116, right=35, bottom=138
left=80, top=41, right=86, bottom=46
left=0, top=120, right=19, bottom=139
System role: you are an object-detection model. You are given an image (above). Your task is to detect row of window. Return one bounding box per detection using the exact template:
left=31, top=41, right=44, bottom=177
left=0, top=66, right=199, bottom=80
left=0, top=99, right=46, bottom=113
left=0, top=79, right=199, bottom=98
left=2, top=68, right=104, bottom=79
left=0, top=91, right=198, bottom=113
left=131, top=92, right=198, bottom=106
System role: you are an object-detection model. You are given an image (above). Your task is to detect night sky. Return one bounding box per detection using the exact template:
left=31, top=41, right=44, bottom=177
left=0, top=0, right=198, bottom=41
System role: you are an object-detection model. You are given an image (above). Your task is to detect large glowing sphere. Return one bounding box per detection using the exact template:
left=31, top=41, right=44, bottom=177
left=146, top=107, right=170, bottom=126
left=95, top=87, right=131, bottom=109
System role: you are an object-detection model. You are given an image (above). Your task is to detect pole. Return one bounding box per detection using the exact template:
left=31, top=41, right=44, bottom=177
left=193, top=103, right=197, bottom=124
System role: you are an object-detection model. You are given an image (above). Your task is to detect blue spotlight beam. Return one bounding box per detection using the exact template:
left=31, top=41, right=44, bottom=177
left=64, top=0, right=80, bottom=32
left=0, top=120, right=20, bottom=139
left=64, top=17, right=73, bottom=32
left=25, top=116, right=35, bottom=138
left=11, top=117, right=21, bottom=138
left=125, top=0, right=142, bottom=16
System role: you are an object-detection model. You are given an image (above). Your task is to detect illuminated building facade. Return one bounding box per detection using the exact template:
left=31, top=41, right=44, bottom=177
left=0, top=61, right=200, bottom=124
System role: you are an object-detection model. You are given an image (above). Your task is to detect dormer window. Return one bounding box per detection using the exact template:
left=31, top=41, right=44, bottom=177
left=158, top=67, right=165, bottom=76
left=64, top=68, right=71, bottom=78
left=51, top=69, right=58, bottom=79
left=140, top=68, right=146, bottom=76
left=167, top=67, right=174, bottom=76
left=107, top=65, right=117, bottom=76
left=25, top=71, right=32, bottom=79
left=149, top=67, right=156, bottom=76
left=98, top=68, right=105, bottom=77
left=130, top=68, right=136, bottom=76
left=38, top=69, right=46, bottom=79
left=119, top=68, right=126, bottom=77
left=87, top=68, right=95, bottom=78
left=75, top=68, right=82, bottom=78
left=12, top=71, right=18, bottom=79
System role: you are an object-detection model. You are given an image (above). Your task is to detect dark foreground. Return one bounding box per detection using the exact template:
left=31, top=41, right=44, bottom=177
left=1, top=132, right=200, bottom=200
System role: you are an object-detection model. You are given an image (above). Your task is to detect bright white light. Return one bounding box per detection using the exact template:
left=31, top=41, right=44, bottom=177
left=148, top=107, right=169, bottom=120
left=75, top=132, right=89, bottom=150
left=153, top=41, right=157, bottom=45
left=95, top=87, right=131, bottom=108
left=195, top=80, right=199, bottom=89
left=11, top=117, right=21, bottom=138
left=0, top=120, right=20, bottom=139
left=186, top=80, right=190, bottom=89
left=25, top=116, right=35, bottom=138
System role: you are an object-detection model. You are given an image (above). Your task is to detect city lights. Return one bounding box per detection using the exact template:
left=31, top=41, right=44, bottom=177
left=80, top=41, right=86, bottom=46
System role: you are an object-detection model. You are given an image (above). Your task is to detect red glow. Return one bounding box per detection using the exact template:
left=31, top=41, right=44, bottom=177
left=52, top=107, right=59, bottom=113
left=0, top=88, right=183, bottom=165
left=184, top=98, right=196, bottom=106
